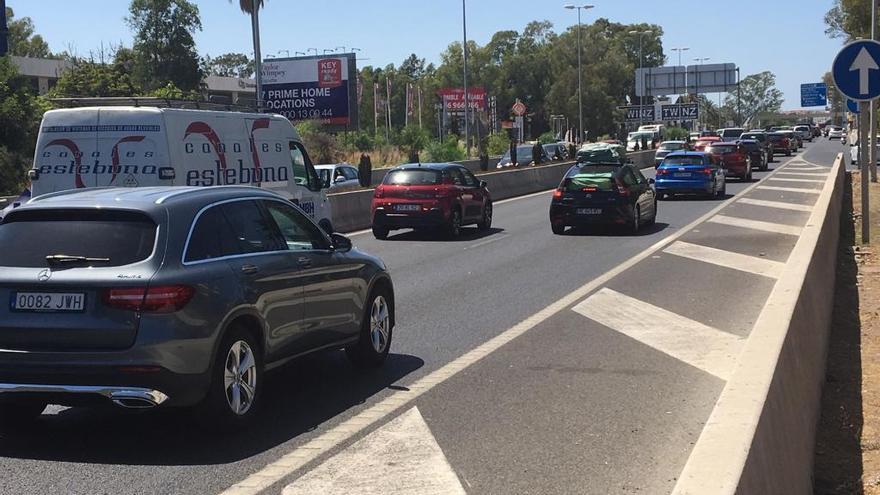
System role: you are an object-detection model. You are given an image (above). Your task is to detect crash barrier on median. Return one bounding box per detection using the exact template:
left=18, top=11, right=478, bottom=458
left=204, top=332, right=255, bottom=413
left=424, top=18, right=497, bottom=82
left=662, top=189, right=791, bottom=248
left=330, top=150, right=657, bottom=234
left=673, top=154, right=845, bottom=495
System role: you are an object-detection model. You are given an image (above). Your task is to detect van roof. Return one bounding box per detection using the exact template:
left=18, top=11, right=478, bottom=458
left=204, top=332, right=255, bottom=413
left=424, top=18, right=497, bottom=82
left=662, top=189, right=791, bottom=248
left=42, top=106, right=288, bottom=121
left=24, top=186, right=282, bottom=213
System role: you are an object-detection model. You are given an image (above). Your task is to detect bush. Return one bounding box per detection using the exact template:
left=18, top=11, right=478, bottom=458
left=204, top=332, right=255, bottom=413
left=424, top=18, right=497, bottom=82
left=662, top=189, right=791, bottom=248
left=399, top=125, right=431, bottom=161
left=666, top=127, right=689, bottom=141
left=337, top=131, right=375, bottom=152
left=487, top=133, right=510, bottom=156
left=538, top=131, right=557, bottom=144
left=295, top=120, right=338, bottom=164
left=424, top=135, right=466, bottom=162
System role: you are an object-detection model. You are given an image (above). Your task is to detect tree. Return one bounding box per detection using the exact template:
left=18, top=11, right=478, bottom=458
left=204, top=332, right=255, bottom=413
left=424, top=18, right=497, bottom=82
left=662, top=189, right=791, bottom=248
left=50, top=47, right=141, bottom=97
left=825, top=0, right=870, bottom=40
left=723, top=71, right=784, bottom=126
left=5, top=6, right=52, bottom=58
left=127, top=0, right=203, bottom=92
left=205, top=52, right=254, bottom=78
left=0, top=57, right=49, bottom=194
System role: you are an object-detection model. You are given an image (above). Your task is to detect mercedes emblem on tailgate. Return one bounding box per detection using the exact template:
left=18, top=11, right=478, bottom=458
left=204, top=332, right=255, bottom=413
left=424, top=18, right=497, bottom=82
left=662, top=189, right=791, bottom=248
left=37, top=269, right=52, bottom=282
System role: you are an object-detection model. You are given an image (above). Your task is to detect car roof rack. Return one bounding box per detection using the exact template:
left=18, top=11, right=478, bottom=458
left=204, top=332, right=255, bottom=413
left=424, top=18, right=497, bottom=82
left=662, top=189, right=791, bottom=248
left=48, top=97, right=260, bottom=112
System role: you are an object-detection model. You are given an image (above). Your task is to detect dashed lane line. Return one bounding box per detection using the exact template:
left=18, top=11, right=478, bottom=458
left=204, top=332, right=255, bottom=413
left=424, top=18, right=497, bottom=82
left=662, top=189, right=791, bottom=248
left=757, top=185, right=822, bottom=195
left=663, top=241, right=785, bottom=279
left=736, top=198, right=814, bottom=212
left=572, top=288, right=744, bottom=381
left=767, top=178, right=828, bottom=184
left=708, top=215, right=803, bottom=236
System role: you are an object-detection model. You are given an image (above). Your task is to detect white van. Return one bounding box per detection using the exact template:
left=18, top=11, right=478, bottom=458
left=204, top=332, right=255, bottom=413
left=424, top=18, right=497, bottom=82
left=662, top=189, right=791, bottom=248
left=29, top=106, right=335, bottom=232
left=637, top=124, right=665, bottom=141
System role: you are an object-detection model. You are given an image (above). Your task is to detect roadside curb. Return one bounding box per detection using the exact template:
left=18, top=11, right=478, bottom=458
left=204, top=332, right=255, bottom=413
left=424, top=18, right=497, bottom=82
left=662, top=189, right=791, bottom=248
left=672, top=153, right=845, bottom=494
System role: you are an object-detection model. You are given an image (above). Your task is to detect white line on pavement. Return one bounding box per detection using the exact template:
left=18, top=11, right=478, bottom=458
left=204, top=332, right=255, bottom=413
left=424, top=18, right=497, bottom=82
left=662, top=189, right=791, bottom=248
left=572, top=288, right=744, bottom=381
left=757, top=185, right=822, bottom=195
left=736, top=198, right=814, bottom=212
left=774, top=171, right=829, bottom=177
left=466, top=234, right=510, bottom=250
left=663, top=241, right=785, bottom=279
left=780, top=166, right=827, bottom=171
left=767, top=178, right=827, bottom=184
left=708, top=215, right=803, bottom=236
left=282, top=407, right=465, bottom=495
left=218, top=150, right=804, bottom=495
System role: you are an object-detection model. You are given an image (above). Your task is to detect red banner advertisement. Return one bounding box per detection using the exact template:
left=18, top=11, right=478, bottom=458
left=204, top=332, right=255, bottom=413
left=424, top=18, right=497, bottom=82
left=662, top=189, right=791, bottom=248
left=437, top=87, right=487, bottom=112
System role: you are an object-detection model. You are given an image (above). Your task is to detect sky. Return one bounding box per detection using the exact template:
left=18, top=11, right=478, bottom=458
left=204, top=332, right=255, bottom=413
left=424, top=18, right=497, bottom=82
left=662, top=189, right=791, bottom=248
left=13, top=0, right=843, bottom=111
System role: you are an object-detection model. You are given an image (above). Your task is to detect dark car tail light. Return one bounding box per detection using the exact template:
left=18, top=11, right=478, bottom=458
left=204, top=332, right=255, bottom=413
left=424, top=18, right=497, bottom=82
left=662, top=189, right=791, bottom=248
left=656, top=168, right=668, bottom=175
left=701, top=167, right=713, bottom=175
left=104, top=285, right=195, bottom=313
left=553, top=188, right=564, bottom=199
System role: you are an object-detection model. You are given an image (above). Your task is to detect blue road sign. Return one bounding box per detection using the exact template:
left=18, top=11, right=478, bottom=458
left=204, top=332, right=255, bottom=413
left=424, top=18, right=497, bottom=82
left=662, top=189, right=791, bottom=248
left=848, top=98, right=860, bottom=114
left=800, top=83, right=827, bottom=107
left=833, top=39, right=880, bottom=101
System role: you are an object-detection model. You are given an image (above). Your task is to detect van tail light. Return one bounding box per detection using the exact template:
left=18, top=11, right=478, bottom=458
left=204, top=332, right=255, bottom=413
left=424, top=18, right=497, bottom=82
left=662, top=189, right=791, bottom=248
left=615, top=179, right=630, bottom=197
left=374, top=186, right=385, bottom=199
left=553, top=188, right=564, bottom=199
left=104, top=285, right=195, bottom=313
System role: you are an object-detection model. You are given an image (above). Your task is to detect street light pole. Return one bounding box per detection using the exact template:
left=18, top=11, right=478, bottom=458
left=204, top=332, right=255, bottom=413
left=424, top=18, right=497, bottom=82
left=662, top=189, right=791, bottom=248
left=565, top=5, right=594, bottom=144
left=671, top=47, right=689, bottom=97
left=462, top=0, right=470, bottom=156
left=629, top=30, right=653, bottom=127
left=693, top=57, right=710, bottom=130
left=872, top=0, right=878, bottom=183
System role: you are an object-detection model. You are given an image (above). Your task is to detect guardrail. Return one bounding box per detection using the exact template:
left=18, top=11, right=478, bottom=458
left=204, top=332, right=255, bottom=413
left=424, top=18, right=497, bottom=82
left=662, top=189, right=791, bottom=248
left=330, top=150, right=656, bottom=233
left=672, top=153, right=845, bottom=494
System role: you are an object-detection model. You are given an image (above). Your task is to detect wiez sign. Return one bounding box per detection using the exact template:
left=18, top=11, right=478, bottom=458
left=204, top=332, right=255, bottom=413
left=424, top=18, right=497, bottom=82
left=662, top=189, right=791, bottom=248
left=660, top=104, right=699, bottom=121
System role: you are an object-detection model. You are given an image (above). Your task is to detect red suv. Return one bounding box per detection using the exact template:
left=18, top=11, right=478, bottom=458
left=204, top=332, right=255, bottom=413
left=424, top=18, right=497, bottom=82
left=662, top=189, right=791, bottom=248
left=705, top=142, right=753, bottom=181
left=371, top=163, right=493, bottom=239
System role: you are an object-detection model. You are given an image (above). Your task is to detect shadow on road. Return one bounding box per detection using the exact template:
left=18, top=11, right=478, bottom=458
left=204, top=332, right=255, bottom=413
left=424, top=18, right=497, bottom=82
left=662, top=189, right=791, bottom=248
left=813, top=174, right=864, bottom=494
left=385, top=226, right=505, bottom=242
left=565, top=222, right=669, bottom=237
left=0, top=351, right=424, bottom=466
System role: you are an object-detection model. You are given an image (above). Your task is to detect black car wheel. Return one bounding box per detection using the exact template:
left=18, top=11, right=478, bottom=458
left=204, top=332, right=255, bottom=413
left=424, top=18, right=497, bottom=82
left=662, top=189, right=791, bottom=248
left=786, top=150, right=792, bottom=157
left=630, top=206, right=641, bottom=233
left=446, top=209, right=462, bottom=238
left=199, top=324, right=263, bottom=428
left=647, top=201, right=657, bottom=226
left=372, top=225, right=389, bottom=240
left=346, top=287, right=393, bottom=368
left=477, top=202, right=493, bottom=231
left=551, top=222, right=566, bottom=235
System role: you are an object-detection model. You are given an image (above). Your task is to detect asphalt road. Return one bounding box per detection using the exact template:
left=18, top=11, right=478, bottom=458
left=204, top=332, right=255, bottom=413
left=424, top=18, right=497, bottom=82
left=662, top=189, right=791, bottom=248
left=0, top=139, right=843, bottom=495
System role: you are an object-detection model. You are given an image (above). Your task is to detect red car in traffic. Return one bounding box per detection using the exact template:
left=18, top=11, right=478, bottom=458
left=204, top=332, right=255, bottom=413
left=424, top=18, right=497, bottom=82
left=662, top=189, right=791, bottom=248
left=705, top=142, right=753, bottom=181
left=371, top=163, right=493, bottom=239
left=692, top=136, right=721, bottom=151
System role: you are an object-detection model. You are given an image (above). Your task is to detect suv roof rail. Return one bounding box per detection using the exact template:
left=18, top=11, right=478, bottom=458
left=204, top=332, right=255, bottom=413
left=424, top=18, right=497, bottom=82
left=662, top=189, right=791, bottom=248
left=49, top=97, right=260, bottom=113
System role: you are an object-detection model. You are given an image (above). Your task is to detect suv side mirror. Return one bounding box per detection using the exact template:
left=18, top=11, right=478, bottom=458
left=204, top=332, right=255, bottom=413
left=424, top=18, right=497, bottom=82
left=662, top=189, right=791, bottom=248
left=331, top=233, right=352, bottom=252
left=334, top=176, right=347, bottom=183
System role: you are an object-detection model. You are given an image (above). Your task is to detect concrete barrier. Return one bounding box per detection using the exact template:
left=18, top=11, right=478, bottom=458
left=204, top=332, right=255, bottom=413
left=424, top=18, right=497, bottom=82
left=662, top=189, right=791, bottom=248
left=672, top=154, right=845, bottom=494
left=330, top=150, right=657, bottom=233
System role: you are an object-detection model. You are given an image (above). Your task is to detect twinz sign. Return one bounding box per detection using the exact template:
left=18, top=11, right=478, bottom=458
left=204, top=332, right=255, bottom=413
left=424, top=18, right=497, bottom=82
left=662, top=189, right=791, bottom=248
left=661, top=103, right=699, bottom=121
left=619, top=106, right=655, bottom=122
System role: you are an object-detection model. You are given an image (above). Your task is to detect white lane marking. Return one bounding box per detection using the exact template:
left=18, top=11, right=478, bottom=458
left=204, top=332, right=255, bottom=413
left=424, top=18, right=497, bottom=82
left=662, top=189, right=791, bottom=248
left=736, top=198, right=814, bottom=212
left=767, top=178, right=826, bottom=184
left=219, top=155, right=798, bottom=495
left=572, top=288, right=744, bottom=381
left=708, top=215, right=803, bottom=236
left=780, top=166, right=827, bottom=171
left=282, top=407, right=465, bottom=495
left=774, top=171, right=829, bottom=177
left=663, top=241, right=785, bottom=279
left=757, top=185, right=822, bottom=195
left=466, top=234, right=510, bottom=250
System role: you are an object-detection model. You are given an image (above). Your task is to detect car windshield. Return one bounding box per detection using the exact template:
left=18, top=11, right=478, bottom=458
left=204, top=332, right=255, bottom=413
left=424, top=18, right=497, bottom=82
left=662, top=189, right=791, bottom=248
left=663, top=156, right=705, bottom=166
left=384, top=169, right=443, bottom=185
left=740, top=142, right=760, bottom=151
left=707, top=145, right=738, bottom=154
left=0, top=209, right=157, bottom=268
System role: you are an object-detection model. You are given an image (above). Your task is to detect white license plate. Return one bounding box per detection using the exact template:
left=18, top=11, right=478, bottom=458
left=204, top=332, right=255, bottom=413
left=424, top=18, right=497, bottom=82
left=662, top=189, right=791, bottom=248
left=576, top=208, right=602, bottom=215
left=11, top=292, right=86, bottom=312
left=394, top=204, right=420, bottom=212
left=673, top=173, right=692, bottom=178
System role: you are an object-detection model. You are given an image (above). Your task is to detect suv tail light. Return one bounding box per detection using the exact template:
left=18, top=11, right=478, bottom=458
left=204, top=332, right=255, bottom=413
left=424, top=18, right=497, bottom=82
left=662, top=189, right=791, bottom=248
left=553, top=188, right=564, bottom=199
left=656, top=168, right=669, bottom=175
left=374, top=186, right=385, bottom=199
left=104, top=285, right=195, bottom=313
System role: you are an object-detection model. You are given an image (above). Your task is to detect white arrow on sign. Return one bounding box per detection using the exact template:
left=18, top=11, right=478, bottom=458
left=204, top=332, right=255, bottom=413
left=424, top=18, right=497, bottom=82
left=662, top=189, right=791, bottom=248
left=851, top=47, right=880, bottom=95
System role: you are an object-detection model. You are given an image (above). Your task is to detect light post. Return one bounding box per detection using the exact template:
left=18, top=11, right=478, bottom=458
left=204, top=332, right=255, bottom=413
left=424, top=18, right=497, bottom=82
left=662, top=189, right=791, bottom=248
left=629, top=29, right=654, bottom=126
left=565, top=4, right=594, bottom=144
left=693, top=57, right=710, bottom=130
left=294, top=51, right=305, bottom=56
left=307, top=48, right=318, bottom=56
left=277, top=50, right=289, bottom=57
left=462, top=0, right=472, bottom=156
left=670, top=47, right=689, bottom=95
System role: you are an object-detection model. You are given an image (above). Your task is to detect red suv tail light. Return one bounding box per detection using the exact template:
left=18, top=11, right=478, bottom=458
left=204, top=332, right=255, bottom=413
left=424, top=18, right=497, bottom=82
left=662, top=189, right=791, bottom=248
left=374, top=186, right=385, bottom=199
left=104, top=285, right=195, bottom=313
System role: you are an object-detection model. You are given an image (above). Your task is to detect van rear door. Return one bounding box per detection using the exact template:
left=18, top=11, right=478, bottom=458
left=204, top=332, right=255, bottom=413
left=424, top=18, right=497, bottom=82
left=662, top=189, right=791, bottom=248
left=93, top=108, right=168, bottom=188
left=32, top=109, right=100, bottom=194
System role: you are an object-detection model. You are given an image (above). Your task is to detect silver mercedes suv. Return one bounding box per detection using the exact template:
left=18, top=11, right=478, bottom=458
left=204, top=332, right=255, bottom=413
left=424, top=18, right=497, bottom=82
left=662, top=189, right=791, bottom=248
left=0, top=186, right=394, bottom=426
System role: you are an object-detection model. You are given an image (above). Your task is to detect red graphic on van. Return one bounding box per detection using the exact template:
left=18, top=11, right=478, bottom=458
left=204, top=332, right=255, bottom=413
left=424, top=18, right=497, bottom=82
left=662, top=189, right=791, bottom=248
left=249, top=118, right=270, bottom=185
left=184, top=121, right=227, bottom=170
left=45, top=139, right=84, bottom=188
left=318, top=59, right=343, bottom=88
left=109, top=136, right=146, bottom=185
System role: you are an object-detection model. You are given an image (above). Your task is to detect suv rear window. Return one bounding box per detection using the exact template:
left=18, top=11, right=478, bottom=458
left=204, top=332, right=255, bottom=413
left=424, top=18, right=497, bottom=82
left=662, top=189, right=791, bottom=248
left=384, top=169, right=443, bottom=185
left=707, top=144, right=738, bottom=154
left=663, top=156, right=705, bottom=166
left=563, top=172, right=615, bottom=192
left=0, top=209, right=157, bottom=268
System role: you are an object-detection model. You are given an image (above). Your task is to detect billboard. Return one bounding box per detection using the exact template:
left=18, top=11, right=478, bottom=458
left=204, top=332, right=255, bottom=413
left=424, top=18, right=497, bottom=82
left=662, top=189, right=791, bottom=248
left=437, top=87, right=487, bottom=113
left=636, top=64, right=737, bottom=97
left=261, top=54, right=358, bottom=130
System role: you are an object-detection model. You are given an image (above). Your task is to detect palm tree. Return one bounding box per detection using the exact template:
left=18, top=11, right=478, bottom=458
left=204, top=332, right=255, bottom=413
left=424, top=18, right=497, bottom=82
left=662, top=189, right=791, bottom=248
left=232, top=0, right=265, bottom=109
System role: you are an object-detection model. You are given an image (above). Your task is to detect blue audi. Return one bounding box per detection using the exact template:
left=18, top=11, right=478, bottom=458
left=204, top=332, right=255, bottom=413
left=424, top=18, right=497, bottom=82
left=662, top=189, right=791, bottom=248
left=655, top=151, right=726, bottom=200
